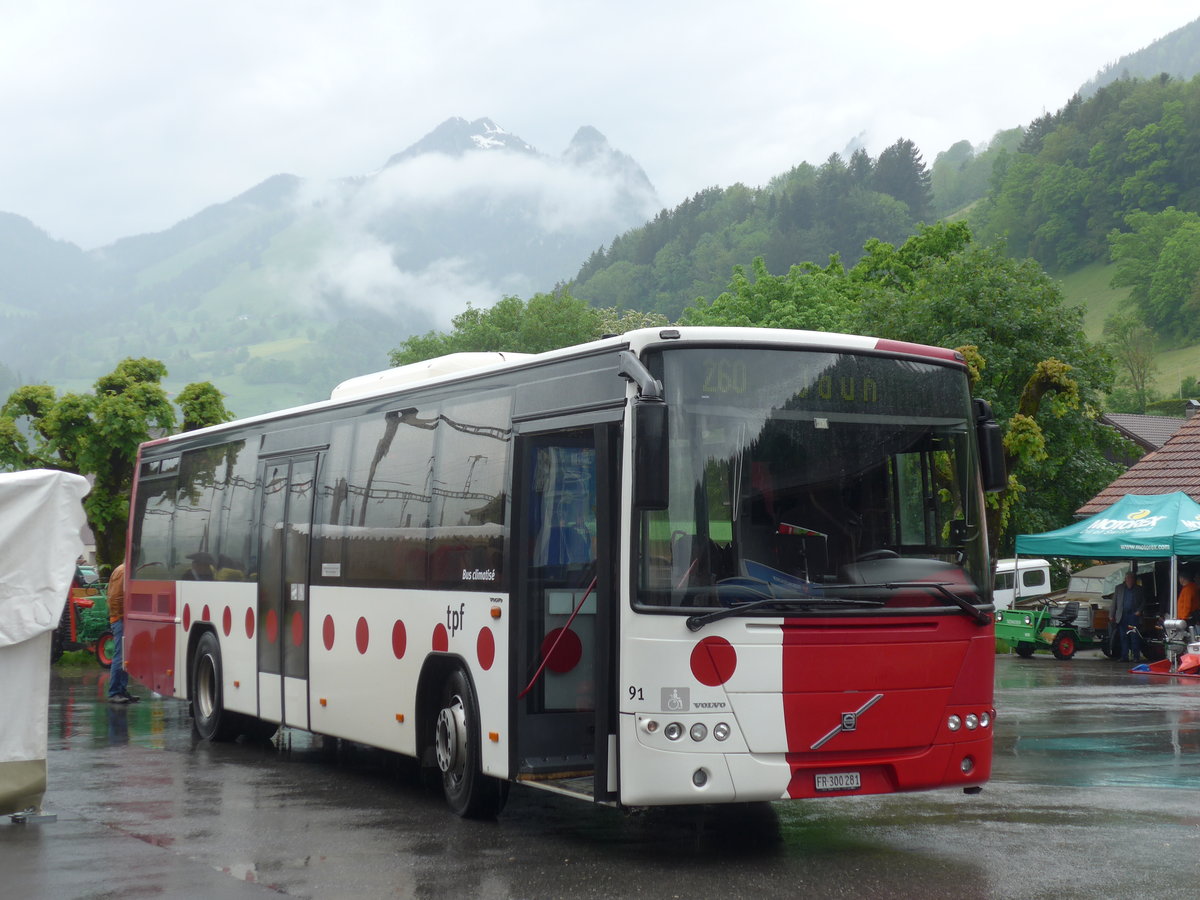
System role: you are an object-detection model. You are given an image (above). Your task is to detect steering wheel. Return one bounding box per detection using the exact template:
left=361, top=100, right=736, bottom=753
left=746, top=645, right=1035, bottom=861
left=856, top=549, right=900, bottom=561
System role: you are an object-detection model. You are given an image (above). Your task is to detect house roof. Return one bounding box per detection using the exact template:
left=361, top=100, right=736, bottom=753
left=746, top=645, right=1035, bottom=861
left=1077, top=411, right=1200, bottom=516
left=1101, top=413, right=1186, bottom=451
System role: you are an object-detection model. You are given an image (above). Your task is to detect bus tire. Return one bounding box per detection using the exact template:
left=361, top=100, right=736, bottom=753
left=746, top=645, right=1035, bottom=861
left=191, top=631, right=240, bottom=742
left=434, top=667, right=508, bottom=818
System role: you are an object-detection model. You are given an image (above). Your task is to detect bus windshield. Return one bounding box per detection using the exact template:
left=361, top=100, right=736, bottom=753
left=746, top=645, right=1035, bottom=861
left=636, top=347, right=987, bottom=612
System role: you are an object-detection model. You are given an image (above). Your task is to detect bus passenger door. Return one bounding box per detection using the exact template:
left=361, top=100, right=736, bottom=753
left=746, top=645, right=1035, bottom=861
left=256, top=454, right=317, bottom=730
left=513, top=424, right=618, bottom=802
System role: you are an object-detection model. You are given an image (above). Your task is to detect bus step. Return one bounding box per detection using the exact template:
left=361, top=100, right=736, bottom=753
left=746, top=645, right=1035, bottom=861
left=518, top=774, right=596, bottom=800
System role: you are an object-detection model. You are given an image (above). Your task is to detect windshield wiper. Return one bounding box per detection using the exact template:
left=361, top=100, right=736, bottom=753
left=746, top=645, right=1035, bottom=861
left=830, top=581, right=992, bottom=626
left=686, top=596, right=884, bottom=632
left=685, top=581, right=990, bottom=631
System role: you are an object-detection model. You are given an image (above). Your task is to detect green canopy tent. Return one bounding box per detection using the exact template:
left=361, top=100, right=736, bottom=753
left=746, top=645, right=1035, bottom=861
left=1014, top=491, right=1200, bottom=618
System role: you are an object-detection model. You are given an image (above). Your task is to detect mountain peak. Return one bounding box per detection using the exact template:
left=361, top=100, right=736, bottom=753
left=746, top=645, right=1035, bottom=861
left=385, top=117, right=537, bottom=167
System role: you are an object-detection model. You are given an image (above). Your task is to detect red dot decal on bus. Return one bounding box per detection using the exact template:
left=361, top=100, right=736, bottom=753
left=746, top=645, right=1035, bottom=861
left=540, top=628, right=582, bottom=674
left=245, top=608, right=255, bottom=639
left=432, top=623, right=449, bottom=652
left=356, top=617, right=370, bottom=655
left=182, top=604, right=191, bottom=632
left=222, top=606, right=232, bottom=637
left=291, top=611, right=304, bottom=647
left=323, top=615, right=335, bottom=651
left=392, top=620, right=407, bottom=659
left=690, top=636, right=737, bottom=686
left=477, top=627, right=495, bottom=671
left=265, top=609, right=278, bottom=644
left=202, top=605, right=211, bottom=623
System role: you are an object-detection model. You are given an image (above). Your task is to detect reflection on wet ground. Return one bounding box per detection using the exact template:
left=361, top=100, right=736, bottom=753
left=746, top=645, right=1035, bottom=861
left=3, top=653, right=1199, bottom=899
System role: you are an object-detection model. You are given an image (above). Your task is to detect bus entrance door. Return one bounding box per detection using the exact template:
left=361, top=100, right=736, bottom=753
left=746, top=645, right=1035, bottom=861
left=513, top=424, right=617, bottom=802
left=255, top=455, right=317, bottom=730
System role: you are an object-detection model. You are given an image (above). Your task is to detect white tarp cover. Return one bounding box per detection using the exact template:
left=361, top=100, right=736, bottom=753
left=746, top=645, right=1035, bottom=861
left=0, top=468, right=89, bottom=815
left=0, top=469, right=90, bottom=646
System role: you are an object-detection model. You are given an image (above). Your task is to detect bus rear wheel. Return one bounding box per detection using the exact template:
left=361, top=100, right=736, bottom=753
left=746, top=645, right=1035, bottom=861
left=434, top=668, right=507, bottom=818
left=192, top=631, right=240, bottom=742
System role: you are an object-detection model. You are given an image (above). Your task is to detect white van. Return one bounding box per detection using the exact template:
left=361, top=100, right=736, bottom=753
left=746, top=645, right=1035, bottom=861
left=993, top=558, right=1052, bottom=610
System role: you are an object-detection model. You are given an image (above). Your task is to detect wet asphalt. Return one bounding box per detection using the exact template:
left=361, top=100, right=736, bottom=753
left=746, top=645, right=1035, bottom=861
left=2, top=650, right=1198, bottom=899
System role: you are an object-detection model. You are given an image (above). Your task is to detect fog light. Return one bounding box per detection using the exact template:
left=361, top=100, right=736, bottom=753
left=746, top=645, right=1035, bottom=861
left=947, top=715, right=962, bottom=732
left=713, top=722, right=731, bottom=741
left=692, top=768, right=708, bottom=787
left=965, top=714, right=979, bottom=730
left=980, top=712, right=991, bottom=728
left=960, top=756, right=974, bottom=774
left=665, top=722, right=684, bottom=741
left=644, top=719, right=659, bottom=733
left=690, top=723, right=708, bottom=742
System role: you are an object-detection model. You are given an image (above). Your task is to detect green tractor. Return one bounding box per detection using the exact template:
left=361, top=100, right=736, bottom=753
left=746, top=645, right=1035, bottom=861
left=995, top=599, right=1114, bottom=660
left=50, top=564, right=115, bottom=667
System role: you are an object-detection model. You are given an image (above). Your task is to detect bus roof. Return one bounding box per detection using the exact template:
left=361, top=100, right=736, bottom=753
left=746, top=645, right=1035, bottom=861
left=148, top=326, right=966, bottom=449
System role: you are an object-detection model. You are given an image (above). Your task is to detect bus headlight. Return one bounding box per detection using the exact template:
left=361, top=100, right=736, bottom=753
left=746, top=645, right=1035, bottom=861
left=664, top=722, right=684, bottom=741
left=713, top=722, right=731, bottom=741
left=980, top=712, right=991, bottom=728
left=965, top=714, right=979, bottom=730
left=689, top=723, right=708, bottom=742
left=947, top=715, right=962, bottom=732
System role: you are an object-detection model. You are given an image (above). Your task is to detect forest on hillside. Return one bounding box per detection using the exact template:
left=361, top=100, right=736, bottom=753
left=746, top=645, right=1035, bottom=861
left=571, top=139, right=933, bottom=319
left=568, top=73, right=1200, bottom=414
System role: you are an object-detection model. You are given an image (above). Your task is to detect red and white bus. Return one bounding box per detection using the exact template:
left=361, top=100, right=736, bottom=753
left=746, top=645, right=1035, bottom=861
left=125, top=326, right=1004, bottom=817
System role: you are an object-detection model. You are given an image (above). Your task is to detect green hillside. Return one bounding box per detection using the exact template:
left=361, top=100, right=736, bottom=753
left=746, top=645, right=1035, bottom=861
left=1058, top=260, right=1200, bottom=399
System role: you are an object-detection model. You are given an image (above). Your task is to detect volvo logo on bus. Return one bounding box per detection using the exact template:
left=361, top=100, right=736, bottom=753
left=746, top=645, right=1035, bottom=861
left=811, top=694, right=884, bottom=750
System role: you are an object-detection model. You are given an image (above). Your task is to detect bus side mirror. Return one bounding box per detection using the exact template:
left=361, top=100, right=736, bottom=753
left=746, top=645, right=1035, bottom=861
left=633, top=399, right=669, bottom=510
left=974, top=398, right=1007, bottom=493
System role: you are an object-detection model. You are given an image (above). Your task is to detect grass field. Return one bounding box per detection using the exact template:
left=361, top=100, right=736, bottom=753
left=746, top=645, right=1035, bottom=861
left=1057, top=260, right=1200, bottom=398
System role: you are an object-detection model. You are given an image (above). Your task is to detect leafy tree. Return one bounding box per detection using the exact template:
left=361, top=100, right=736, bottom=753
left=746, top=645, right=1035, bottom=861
left=870, top=138, right=933, bottom=222
left=1109, top=207, right=1200, bottom=334
left=1102, top=311, right=1159, bottom=412
left=389, top=290, right=668, bottom=366
left=676, top=222, right=1125, bottom=553
left=681, top=256, right=856, bottom=332
left=176, top=381, right=233, bottom=433
left=846, top=225, right=1124, bottom=549
left=0, top=358, right=233, bottom=566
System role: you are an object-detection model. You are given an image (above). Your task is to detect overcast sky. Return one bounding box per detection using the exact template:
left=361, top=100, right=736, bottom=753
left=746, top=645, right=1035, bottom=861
left=2, top=2, right=1195, bottom=249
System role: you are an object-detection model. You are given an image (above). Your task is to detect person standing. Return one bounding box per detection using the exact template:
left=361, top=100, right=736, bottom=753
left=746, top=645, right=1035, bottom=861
left=1112, top=571, right=1145, bottom=663
left=1177, top=569, right=1199, bottom=620
left=106, top=563, right=139, bottom=704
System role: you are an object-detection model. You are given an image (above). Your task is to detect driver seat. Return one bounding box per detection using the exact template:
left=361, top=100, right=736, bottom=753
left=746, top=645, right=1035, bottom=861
left=1052, top=600, right=1079, bottom=627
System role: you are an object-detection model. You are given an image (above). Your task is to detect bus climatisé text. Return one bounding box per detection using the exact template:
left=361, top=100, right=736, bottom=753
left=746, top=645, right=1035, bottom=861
left=124, top=327, right=1005, bottom=817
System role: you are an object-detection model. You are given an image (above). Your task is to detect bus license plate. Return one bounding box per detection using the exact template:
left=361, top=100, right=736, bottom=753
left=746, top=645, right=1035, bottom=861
left=815, top=772, right=861, bottom=792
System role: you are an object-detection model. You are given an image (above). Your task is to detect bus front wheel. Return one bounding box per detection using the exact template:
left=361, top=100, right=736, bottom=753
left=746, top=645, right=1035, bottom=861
left=192, top=631, right=240, bottom=742
left=434, top=668, right=507, bottom=818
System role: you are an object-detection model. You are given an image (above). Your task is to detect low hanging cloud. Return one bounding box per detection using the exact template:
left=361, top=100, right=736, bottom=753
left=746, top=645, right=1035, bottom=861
left=280, top=144, right=658, bottom=331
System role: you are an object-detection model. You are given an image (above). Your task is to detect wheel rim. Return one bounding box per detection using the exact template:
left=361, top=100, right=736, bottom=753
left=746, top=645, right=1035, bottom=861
left=196, top=654, right=217, bottom=720
left=435, top=695, right=467, bottom=780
